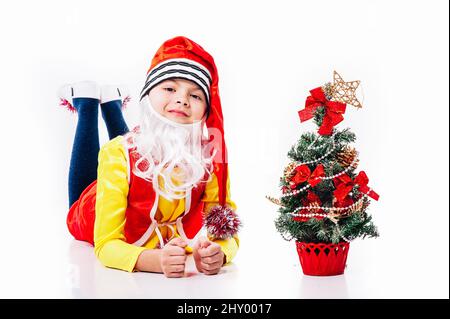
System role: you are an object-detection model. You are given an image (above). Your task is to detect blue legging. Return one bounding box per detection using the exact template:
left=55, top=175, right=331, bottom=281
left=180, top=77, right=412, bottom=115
left=68, top=98, right=129, bottom=207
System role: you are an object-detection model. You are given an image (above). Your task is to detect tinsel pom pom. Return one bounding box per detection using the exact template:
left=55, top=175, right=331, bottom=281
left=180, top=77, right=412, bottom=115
left=204, top=205, right=241, bottom=240
left=59, top=98, right=76, bottom=113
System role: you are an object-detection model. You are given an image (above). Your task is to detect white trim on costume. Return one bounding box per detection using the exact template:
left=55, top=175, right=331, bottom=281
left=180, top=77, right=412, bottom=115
left=184, top=188, right=192, bottom=215
left=122, top=141, right=131, bottom=184
left=132, top=192, right=160, bottom=247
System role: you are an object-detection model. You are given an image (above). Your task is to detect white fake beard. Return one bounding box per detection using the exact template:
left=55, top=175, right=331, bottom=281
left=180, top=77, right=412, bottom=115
left=123, top=95, right=215, bottom=201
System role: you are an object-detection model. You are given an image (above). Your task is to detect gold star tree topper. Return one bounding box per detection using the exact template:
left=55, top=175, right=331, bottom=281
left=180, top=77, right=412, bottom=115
left=328, top=71, right=363, bottom=108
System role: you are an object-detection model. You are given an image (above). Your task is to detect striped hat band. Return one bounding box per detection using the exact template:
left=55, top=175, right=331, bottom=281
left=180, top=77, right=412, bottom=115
left=139, top=58, right=212, bottom=104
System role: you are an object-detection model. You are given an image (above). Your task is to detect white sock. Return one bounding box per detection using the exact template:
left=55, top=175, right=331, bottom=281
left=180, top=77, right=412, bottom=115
left=101, top=85, right=129, bottom=104
left=70, top=81, right=100, bottom=99
left=57, top=81, right=100, bottom=101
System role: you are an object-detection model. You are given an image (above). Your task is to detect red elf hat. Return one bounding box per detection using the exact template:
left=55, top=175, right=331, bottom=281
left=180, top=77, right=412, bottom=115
left=139, top=36, right=229, bottom=208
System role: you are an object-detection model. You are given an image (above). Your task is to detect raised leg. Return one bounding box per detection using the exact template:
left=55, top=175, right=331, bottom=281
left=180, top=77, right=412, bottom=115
left=68, top=97, right=100, bottom=207
left=101, top=99, right=129, bottom=139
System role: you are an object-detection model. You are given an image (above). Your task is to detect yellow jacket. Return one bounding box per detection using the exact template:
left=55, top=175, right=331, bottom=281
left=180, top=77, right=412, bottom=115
left=93, top=136, right=239, bottom=272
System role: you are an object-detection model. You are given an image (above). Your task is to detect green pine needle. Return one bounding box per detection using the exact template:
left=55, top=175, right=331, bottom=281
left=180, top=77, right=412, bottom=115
left=274, top=126, right=379, bottom=244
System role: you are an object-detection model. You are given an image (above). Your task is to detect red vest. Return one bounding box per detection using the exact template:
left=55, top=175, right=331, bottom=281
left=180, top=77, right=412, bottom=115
left=67, top=147, right=208, bottom=246
left=123, top=148, right=207, bottom=244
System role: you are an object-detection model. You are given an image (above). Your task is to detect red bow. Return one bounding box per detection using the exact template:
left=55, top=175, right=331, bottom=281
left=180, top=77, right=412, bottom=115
left=298, top=87, right=347, bottom=135
left=354, top=171, right=380, bottom=201
left=290, top=164, right=325, bottom=189
left=333, top=173, right=354, bottom=203
left=333, top=171, right=379, bottom=202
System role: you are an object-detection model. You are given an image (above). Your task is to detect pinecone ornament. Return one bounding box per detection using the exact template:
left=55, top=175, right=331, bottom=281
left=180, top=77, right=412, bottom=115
left=330, top=197, right=353, bottom=220
left=336, top=146, right=359, bottom=168
left=283, top=162, right=298, bottom=182
left=348, top=198, right=364, bottom=214
left=322, top=82, right=334, bottom=100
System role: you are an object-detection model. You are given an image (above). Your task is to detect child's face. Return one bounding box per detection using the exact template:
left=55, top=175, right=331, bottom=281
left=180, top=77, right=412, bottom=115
left=148, top=78, right=208, bottom=124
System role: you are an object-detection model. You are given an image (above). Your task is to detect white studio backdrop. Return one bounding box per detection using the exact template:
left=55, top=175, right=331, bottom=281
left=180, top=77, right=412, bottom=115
left=0, top=0, right=448, bottom=298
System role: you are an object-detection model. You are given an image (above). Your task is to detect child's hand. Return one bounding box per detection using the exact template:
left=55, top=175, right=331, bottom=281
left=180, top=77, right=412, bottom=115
left=193, top=236, right=225, bottom=275
left=160, top=237, right=187, bottom=278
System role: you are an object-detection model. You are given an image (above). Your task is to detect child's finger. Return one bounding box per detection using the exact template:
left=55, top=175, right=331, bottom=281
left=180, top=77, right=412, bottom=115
left=202, top=242, right=212, bottom=249
left=197, top=236, right=211, bottom=249
left=167, top=245, right=187, bottom=256
left=199, top=243, right=221, bottom=257
left=168, top=264, right=185, bottom=273
left=201, top=260, right=222, bottom=272
left=166, top=271, right=185, bottom=278
left=201, top=252, right=223, bottom=264
left=169, top=255, right=187, bottom=265
left=167, top=237, right=187, bottom=248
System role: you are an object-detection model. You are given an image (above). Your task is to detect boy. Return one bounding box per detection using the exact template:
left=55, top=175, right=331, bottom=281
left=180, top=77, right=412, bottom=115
left=60, top=36, right=240, bottom=278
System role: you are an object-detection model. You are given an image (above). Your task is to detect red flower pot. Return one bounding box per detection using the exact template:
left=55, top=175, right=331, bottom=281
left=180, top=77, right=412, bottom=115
left=296, top=242, right=350, bottom=276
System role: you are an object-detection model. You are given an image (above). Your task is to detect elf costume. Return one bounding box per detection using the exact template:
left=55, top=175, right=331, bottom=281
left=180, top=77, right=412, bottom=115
left=62, top=36, right=240, bottom=273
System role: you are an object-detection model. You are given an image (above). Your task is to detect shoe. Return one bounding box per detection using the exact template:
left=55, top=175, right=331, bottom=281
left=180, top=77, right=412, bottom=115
left=57, top=81, right=101, bottom=113
left=100, top=84, right=132, bottom=110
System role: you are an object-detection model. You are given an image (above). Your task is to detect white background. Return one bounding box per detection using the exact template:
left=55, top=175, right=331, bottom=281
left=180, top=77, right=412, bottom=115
left=0, top=0, right=448, bottom=298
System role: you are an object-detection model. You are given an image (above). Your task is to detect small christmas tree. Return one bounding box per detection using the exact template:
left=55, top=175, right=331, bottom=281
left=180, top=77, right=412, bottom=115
left=267, top=71, right=380, bottom=275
